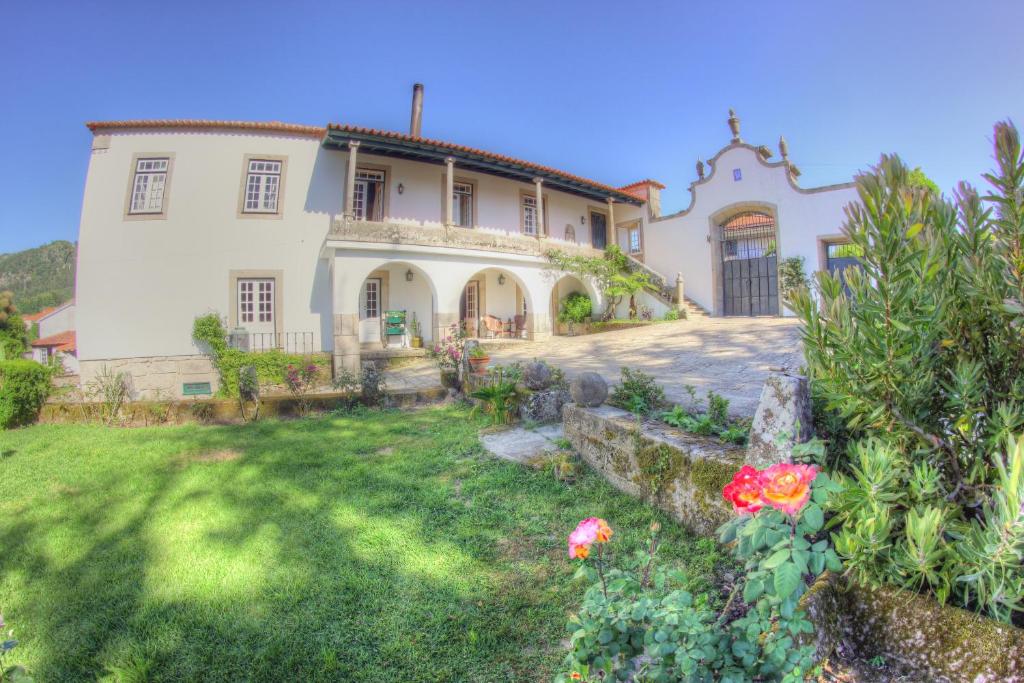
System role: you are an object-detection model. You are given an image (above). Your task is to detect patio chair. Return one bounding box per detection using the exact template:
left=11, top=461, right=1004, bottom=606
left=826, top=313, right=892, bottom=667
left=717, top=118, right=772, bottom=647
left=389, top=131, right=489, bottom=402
left=482, top=314, right=506, bottom=338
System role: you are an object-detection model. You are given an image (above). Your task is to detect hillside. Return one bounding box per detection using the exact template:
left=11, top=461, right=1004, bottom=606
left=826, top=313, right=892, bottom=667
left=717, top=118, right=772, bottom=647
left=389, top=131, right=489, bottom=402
left=0, top=240, right=76, bottom=315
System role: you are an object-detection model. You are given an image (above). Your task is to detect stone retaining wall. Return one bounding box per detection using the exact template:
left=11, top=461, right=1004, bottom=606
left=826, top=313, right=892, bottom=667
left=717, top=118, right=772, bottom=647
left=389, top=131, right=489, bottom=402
left=38, top=386, right=447, bottom=426
left=562, top=403, right=744, bottom=536
left=79, top=355, right=219, bottom=400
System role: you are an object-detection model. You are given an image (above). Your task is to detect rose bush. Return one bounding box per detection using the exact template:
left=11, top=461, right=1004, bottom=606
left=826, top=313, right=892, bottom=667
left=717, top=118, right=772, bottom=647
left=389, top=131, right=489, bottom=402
left=560, top=463, right=842, bottom=682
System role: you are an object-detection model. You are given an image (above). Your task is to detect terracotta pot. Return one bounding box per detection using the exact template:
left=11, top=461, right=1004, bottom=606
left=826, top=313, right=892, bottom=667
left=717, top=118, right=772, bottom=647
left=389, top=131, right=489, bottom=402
left=468, top=356, right=490, bottom=375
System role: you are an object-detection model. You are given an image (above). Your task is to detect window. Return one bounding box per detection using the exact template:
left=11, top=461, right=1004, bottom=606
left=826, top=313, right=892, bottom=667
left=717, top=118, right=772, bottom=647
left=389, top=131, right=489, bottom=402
left=521, top=195, right=547, bottom=235
left=363, top=279, right=379, bottom=319
left=629, top=226, right=642, bottom=254
left=129, top=157, right=169, bottom=214
left=243, top=159, right=282, bottom=213
left=238, top=279, right=274, bottom=324
left=353, top=168, right=386, bottom=221
left=453, top=181, right=473, bottom=227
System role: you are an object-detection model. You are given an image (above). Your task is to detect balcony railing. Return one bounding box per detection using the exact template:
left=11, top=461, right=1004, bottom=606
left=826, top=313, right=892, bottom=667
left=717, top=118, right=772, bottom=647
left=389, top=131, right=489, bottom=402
left=328, top=218, right=604, bottom=259
left=228, top=331, right=320, bottom=355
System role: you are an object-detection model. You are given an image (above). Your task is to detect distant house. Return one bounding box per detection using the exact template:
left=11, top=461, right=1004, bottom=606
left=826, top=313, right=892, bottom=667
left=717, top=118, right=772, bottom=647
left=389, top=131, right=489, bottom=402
left=22, top=305, right=59, bottom=330
left=27, top=301, right=77, bottom=373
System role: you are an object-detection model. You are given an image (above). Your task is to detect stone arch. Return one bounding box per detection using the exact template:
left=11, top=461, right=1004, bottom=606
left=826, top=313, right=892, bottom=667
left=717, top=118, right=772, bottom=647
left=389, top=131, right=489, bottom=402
left=458, top=266, right=535, bottom=339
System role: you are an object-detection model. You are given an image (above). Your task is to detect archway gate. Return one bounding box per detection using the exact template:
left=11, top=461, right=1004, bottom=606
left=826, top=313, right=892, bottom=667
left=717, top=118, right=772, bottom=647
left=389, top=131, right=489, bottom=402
left=718, top=211, right=778, bottom=316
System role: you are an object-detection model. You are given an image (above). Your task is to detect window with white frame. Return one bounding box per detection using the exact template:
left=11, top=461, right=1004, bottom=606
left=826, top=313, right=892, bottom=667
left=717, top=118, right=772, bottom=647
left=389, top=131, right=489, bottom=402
left=363, top=279, right=379, bottom=319
left=238, top=279, right=275, bottom=324
left=629, top=225, right=642, bottom=254
left=353, top=168, right=386, bottom=221
left=521, top=195, right=547, bottom=235
left=453, top=181, right=473, bottom=227
left=244, top=159, right=282, bottom=213
left=129, top=158, right=169, bottom=214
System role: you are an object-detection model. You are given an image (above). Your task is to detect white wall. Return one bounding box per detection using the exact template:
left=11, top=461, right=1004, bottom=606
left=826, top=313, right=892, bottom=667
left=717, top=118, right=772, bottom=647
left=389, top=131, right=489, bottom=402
left=640, top=144, right=857, bottom=315
left=37, top=303, right=75, bottom=338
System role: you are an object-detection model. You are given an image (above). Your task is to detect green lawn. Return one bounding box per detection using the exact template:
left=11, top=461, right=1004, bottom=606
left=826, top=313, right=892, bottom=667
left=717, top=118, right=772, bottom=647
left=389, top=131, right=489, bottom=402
left=0, top=406, right=722, bottom=682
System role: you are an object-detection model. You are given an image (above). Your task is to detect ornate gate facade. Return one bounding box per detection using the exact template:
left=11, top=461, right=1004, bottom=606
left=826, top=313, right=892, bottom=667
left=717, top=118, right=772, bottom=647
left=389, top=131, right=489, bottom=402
left=719, top=211, right=779, bottom=316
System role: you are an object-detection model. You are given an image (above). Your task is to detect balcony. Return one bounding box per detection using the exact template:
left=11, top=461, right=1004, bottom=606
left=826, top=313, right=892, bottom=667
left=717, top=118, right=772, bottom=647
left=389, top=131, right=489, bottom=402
left=327, top=218, right=604, bottom=259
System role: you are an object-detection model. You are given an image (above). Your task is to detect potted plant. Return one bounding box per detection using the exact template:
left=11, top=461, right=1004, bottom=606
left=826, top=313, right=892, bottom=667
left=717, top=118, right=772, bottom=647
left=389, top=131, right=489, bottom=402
left=429, top=323, right=466, bottom=389
left=409, top=314, right=423, bottom=348
left=467, top=344, right=491, bottom=375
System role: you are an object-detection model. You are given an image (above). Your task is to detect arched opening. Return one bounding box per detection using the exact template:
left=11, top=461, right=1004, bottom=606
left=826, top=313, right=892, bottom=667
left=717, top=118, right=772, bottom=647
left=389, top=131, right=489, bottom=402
left=550, top=274, right=596, bottom=336
left=459, top=267, right=532, bottom=339
left=355, top=262, right=436, bottom=348
left=718, top=210, right=779, bottom=316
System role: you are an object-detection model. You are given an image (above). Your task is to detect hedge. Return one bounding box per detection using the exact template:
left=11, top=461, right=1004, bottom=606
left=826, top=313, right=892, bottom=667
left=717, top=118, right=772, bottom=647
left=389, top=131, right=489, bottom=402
left=0, top=359, right=51, bottom=428
left=215, top=349, right=331, bottom=397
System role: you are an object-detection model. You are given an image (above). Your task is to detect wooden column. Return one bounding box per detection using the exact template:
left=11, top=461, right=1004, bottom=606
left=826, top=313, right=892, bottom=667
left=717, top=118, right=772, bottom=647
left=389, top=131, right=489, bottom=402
left=343, top=141, right=360, bottom=220
left=444, top=156, right=455, bottom=226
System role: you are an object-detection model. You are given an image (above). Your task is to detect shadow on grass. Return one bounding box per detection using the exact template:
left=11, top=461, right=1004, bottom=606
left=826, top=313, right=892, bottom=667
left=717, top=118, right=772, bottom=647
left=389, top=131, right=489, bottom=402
left=0, top=408, right=723, bottom=681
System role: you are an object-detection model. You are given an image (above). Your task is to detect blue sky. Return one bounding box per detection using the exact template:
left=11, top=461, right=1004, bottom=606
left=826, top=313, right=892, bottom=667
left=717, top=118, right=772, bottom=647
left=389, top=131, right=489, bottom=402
left=1, top=0, right=1021, bottom=253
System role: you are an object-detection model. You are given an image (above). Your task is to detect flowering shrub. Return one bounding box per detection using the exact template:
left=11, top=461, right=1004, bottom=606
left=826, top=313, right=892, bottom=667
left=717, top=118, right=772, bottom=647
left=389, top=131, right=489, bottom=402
left=560, top=463, right=842, bottom=682
left=429, top=323, right=466, bottom=373
left=284, top=363, right=319, bottom=416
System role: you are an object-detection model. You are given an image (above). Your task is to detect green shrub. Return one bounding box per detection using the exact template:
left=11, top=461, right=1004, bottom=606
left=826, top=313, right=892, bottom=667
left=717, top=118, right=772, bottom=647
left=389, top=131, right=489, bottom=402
left=191, top=313, right=329, bottom=398
left=558, top=291, right=592, bottom=324
left=0, top=359, right=51, bottom=428
left=662, top=308, right=681, bottom=321
left=790, top=121, right=1024, bottom=622
left=608, top=367, right=665, bottom=415
left=778, top=256, right=809, bottom=303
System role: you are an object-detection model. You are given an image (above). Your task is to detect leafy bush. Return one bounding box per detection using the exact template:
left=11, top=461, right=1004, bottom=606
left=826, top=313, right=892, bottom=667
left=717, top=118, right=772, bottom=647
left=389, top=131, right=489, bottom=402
left=660, top=390, right=749, bottom=445
left=284, top=363, right=319, bottom=416
left=561, top=467, right=841, bottom=682
left=662, top=308, right=682, bottom=321
left=0, top=359, right=51, bottom=428
left=558, top=291, right=592, bottom=325
left=778, top=256, right=809, bottom=303
left=790, top=121, right=1024, bottom=622
left=608, top=367, right=665, bottom=415
left=470, top=368, right=522, bottom=424
left=0, top=291, right=28, bottom=360
left=359, top=362, right=386, bottom=406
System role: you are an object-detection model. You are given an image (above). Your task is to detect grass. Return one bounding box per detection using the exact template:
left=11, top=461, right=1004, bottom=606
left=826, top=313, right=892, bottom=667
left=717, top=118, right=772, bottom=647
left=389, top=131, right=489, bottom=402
left=0, top=406, right=724, bottom=682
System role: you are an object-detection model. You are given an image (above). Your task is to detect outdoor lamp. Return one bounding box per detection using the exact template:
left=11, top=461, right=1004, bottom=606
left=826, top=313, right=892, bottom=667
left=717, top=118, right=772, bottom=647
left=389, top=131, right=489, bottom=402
left=405, top=269, right=414, bottom=282
left=498, top=274, right=506, bottom=285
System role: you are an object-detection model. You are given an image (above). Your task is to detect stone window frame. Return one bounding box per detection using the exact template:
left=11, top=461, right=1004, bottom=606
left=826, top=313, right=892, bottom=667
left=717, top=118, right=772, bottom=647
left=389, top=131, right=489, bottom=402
left=586, top=204, right=610, bottom=247
left=519, top=189, right=549, bottom=236
left=227, top=269, right=284, bottom=337
left=237, top=153, right=288, bottom=220
left=816, top=233, right=851, bottom=274
left=352, top=160, right=392, bottom=222
left=123, top=152, right=176, bottom=221
left=439, top=174, right=477, bottom=228
left=618, top=219, right=644, bottom=257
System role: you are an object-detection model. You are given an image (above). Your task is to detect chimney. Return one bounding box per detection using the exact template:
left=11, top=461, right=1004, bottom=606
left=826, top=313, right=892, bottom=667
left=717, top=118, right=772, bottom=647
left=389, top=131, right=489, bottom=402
left=409, top=83, right=424, bottom=137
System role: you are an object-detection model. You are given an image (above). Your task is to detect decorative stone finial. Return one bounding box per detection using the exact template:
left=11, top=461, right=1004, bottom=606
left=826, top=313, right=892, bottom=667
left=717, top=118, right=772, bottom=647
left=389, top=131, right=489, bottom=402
left=788, top=163, right=802, bottom=178
left=696, top=158, right=705, bottom=180
left=756, top=145, right=773, bottom=160
left=728, top=109, right=741, bottom=142
left=779, top=135, right=789, bottom=160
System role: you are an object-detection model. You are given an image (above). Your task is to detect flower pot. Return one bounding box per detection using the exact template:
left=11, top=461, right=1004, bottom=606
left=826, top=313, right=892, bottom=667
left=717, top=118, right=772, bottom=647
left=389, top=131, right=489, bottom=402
left=468, top=356, right=490, bottom=375
left=440, top=369, right=460, bottom=389
left=411, top=336, right=422, bottom=348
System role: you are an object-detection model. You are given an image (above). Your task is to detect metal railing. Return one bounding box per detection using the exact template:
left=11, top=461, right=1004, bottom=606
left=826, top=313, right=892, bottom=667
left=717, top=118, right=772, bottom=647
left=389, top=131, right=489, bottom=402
left=228, top=331, right=320, bottom=354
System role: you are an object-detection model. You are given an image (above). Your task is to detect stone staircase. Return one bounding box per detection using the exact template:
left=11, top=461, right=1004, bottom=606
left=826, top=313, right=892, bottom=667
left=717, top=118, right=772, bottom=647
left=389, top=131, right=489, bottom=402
left=624, top=255, right=709, bottom=318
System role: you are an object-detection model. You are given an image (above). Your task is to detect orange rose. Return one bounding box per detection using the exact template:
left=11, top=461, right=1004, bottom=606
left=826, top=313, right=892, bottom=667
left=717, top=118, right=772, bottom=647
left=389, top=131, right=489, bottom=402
left=758, top=463, right=817, bottom=516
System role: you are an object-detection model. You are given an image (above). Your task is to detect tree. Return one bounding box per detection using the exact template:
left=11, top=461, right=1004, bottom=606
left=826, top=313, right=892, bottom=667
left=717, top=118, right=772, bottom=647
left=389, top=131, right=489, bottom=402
left=908, top=166, right=941, bottom=195
left=0, top=291, right=28, bottom=360
left=606, top=271, right=659, bottom=319
left=546, top=246, right=642, bottom=320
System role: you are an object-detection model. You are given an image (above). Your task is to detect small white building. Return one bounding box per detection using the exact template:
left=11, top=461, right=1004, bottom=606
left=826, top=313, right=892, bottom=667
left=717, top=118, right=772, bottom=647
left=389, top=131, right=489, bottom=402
left=74, top=89, right=865, bottom=398
left=27, top=300, right=78, bottom=373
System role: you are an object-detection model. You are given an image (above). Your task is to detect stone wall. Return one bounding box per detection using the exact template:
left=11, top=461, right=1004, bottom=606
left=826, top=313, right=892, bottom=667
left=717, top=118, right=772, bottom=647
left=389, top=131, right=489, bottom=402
left=562, top=403, right=744, bottom=536
left=79, top=355, right=218, bottom=400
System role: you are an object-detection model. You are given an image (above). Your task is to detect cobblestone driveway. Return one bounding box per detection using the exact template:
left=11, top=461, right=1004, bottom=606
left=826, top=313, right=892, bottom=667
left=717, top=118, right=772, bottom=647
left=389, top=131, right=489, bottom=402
left=494, top=317, right=803, bottom=417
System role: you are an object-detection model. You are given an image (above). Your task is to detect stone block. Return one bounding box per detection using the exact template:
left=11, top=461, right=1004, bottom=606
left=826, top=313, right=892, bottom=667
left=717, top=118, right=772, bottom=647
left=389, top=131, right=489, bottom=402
left=519, top=388, right=569, bottom=423
left=522, top=361, right=552, bottom=390
left=746, top=371, right=812, bottom=468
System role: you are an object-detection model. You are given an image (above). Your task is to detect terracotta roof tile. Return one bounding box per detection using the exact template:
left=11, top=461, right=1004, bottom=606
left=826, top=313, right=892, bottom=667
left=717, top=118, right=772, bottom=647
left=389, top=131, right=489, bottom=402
left=22, top=306, right=58, bottom=323
left=86, top=119, right=325, bottom=137
left=327, top=124, right=638, bottom=201
left=32, top=330, right=76, bottom=353
left=619, top=178, right=666, bottom=191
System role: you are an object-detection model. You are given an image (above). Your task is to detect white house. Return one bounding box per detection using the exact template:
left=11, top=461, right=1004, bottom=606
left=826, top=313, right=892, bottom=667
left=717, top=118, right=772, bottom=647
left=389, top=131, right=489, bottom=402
left=26, top=300, right=78, bottom=373
left=74, top=87, right=864, bottom=398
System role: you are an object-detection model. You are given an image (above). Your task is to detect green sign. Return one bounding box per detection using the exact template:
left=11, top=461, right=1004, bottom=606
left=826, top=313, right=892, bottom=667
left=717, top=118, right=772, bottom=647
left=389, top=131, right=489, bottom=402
left=183, top=382, right=212, bottom=396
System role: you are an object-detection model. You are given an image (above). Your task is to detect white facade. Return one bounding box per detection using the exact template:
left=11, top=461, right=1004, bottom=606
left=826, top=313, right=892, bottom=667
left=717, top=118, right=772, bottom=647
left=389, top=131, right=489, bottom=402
left=36, top=301, right=75, bottom=340
left=74, top=113, right=865, bottom=398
